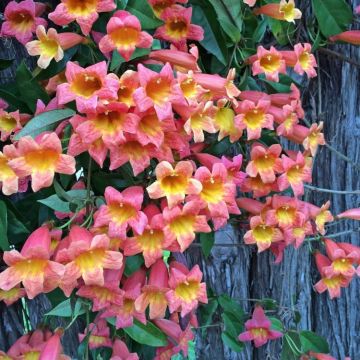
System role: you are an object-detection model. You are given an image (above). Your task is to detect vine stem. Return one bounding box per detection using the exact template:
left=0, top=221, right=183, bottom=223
left=304, top=184, right=360, bottom=195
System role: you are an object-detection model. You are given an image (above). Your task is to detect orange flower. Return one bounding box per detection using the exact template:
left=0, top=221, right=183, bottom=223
left=303, top=122, right=325, bottom=156
left=0, top=149, right=19, bottom=196
left=254, top=0, right=302, bottom=23
left=0, top=227, right=64, bottom=299
left=7, top=133, right=76, bottom=192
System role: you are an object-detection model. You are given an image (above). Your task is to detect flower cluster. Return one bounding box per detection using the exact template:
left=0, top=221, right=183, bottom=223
left=0, top=0, right=358, bottom=357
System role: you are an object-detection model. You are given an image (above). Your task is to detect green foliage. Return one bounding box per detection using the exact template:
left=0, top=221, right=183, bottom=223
left=199, top=232, right=215, bottom=258
left=126, top=0, right=163, bottom=30
left=300, top=330, right=330, bottom=353
left=0, top=201, right=9, bottom=251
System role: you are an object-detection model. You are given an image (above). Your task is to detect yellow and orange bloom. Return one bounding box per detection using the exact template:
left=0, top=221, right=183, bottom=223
left=238, top=306, right=282, bottom=347
left=49, top=0, right=116, bottom=36
left=55, top=226, right=123, bottom=296
left=0, top=0, right=47, bottom=45
left=79, top=319, right=112, bottom=349
left=323, top=239, right=358, bottom=278
left=154, top=5, right=204, bottom=51
left=124, top=205, right=172, bottom=267
left=282, top=216, right=313, bottom=248
left=254, top=0, right=302, bottom=23
left=148, top=0, right=188, bottom=18
left=235, top=99, right=274, bottom=140
left=0, top=227, right=65, bottom=299
left=133, top=63, right=186, bottom=121
left=314, top=252, right=350, bottom=299
left=281, top=43, right=317, bottom=78
left=192, top=163, right=239, bottom=230
left=116, top=70, right=139, bottom=107
left=177, top=71, right=207, bottom=105
left=0, top=109, right=23, bottom=141
left=26, top=25, right=85, bottom=69
left=0, top=149, right=20, bottom=196
left=303, top=122, right=325, bottom=156
left=166, top=261, right=207, bottom=316
left=101, top=269, right=147, bottom=328
left=146, top=161, right=202, bottom=208
left=76, top=269, right=124, bottom=311
left=99, top=10, right=153, bottom=61
left=246, top=143, right=283, bottom=184
left=57, top=61, right=119, bottom=114
left=329, top=30, right=360, bottom=45
left=251, top=46, right=286, bottom=82
left=214, top=103, right=243, bottom=143
left=277, top=151, right=312, bottom=196
left=244, top=215, right=283, bottom=252
left=94, top=186, right=147, bottom=239
left=0, top=286, right=26, bottom=306
left=7, top=133, right=75, bottom=192
left=162, top=200, right=211, bottom=251
left=308, top=201, right=334, bottom=235
left=135, top=259, right=170, bottom=319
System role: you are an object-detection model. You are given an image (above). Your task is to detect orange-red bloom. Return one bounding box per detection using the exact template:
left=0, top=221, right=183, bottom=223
left=254, top=0, right=302, bottom=23
left=0, top=227, right=64, bottom=299
left=329, top=30, right=360, bottom=45
left=7, top=133, right=75, bottom=192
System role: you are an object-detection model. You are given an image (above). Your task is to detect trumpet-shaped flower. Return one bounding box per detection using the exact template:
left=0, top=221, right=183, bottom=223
left=303, top=122, right=325, bottom=156
left=0, top=227, right=64, bottom=299
left=148, top=0, right=188, bottom=17
left=135, top=260, right=170, bottom=319
left=191, top=163, right=239, bottom=230
left=238, top=306, right=283, bottom=347
left=154, top=5, right=204, bottom=50
left=241, top=174, right=279, bottom=198
left=311, top=201, right=334, bottom=235
left=26, top=25, right=85, bottom=69
left=278, top=152, right=312, bottom=196
left=314, top=252, right=350, bottom=299
left=101, top=269, right=146, bottom=328
left=0, top=286, right=26, bottom=306
left=329, top=30, right=360, bottom=46
left=133, top=63, right=185, bottom=121
left=251, top=46, right=286, bottom=82
left=162, top=200, right=211, bottom=251
left=57, top=61, right=119, bottom=113
left=111, top=339, right=139, bottom=360
left=49, top=0, right=116, bottom=36
left=246, top=144, right=283, bottom=184
left=124, top=206, right=172, bottom=267
left=0, top=150, right=19, bottom=196
left=7, top=133, right=75, bottom=192
left=116, top=70, right=139, bottom=107
left=1, top=0, right=47, bottom=45
left=254, top=0, right=302, bottom=23
left=235, top=100, right=274, bottom=140
left=0, top=109, right=22, bottom=141
left=77, top=269, right=124, bottom=311
left=79, top=319, right=112, bottom=349
left=166, top=262, right=207, bottom=316
left=147, top=161, right=202, bottom=208
left=56, top=226, right=123, bottom=296
left=99, top=10, right=153, bottom=61
left=214, top=105, right=242, bottom=143
left=244, top=215, right=283, bottom=252
left=94, top=186, right=147, bottom=238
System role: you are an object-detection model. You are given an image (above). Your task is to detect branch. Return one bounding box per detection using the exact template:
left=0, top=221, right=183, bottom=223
left=304, top=184, right=360, bottom=195
left=318, top=47, right=360, bottom=69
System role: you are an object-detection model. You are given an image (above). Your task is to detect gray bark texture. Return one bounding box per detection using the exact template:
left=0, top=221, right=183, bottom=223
left=0, top=0, right=360, bottom=359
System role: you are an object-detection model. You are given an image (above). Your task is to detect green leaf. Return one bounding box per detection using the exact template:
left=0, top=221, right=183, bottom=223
left=123, top=319, right=168, bottom=347
left=269, top=317, right=284, bottom=332
left=221, top=331, right=244, bottom=352
left=38, top=190, right=88, bottom=212
left=300, top=330, right=330, bottom=354
left=312, top=0, right=353, bottom=37
left=218, top=295, right=244, bottom=320
left=192, top=3, right=228, bottom=65
left=281, top=332, right=302, bottom=360
left=110, top=47, right=151, bottom=71
left=126, top=0, right=163, bottom=30
left=45, top=298, right=72, bottom=317
left=6, top=208, right=31, bottom=245
left=124, top=255, right=144, bottom=276
left=253, top=19, right=267, bottom=43
left=14, top=109, right=76, bottom=140
left=0, top=58, right=14, bottom=71
left=208, top=0, right=241, bottom=42
left=199, top=232, right=215, bottom=258
left=0, top=201, right=9, bottom=251
left=222, top=311, right=244, bottom=337
left=16, top=61, right=50, bottom=112
left=0, top=88, right=28, bottom=113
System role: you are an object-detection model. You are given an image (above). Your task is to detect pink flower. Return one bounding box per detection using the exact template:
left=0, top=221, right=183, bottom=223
left=154, top=5, right=204, bottom=50
left=251, top=46, right=286, bottom=82
left=133, top=63, right=185, bottom=121
left=99, top=10, right=153, bottom=61
left=94, top=186, right=147, bottom=239
left=166, top=261, right=207, bottom=316
left=0, top=149, right=20, bottom=196
left=235, top=99, right=274, bottom=140
left=55, top=226, right=123, bottom=296
left=57, top=61, right=119, bottom=113
left=0, top=227, right=64, bottom=299
left=49, top=0, right=116, bottom=36
left=238, top=306, right=282, bottom=347
left=1, top=0, right=47, bottom=45
left=0, top=109, right=22, bottom=141
left=7, top=133, right=75, bottom=192
left=79, top=319, right=112, bottom=349
left=111, top=339, right=139, bottom=360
